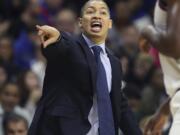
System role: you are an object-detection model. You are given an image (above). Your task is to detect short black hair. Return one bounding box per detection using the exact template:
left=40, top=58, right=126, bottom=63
left=3, top=112, right=28, bottom=134
left=80, top=0, right=110, bottom=17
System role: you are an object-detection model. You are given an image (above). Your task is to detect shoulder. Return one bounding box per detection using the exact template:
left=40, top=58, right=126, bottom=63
left=60, top=31, right=76, bottom=41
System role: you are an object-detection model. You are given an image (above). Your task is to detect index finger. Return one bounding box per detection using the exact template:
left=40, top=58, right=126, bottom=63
left=36, top=25, right=46, bottom=33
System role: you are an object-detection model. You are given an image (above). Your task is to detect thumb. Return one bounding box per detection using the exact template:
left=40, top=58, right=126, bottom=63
left=43, top=37, right=57, bottom=48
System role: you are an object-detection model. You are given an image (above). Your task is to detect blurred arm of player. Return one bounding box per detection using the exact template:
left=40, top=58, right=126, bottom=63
left=140, top=0, right=180, bottom=59
left=143, top=97, right=171, bottom=135
left=36, top=25, right=60, bottom=48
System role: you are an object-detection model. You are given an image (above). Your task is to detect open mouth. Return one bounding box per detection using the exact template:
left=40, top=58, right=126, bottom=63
left=91, top=21, right=102, bottom=32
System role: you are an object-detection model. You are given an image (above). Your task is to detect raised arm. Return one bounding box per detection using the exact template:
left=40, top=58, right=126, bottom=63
left=36, top=25, right=71, bottom=61
left=140, top=0, right=180, bottom=59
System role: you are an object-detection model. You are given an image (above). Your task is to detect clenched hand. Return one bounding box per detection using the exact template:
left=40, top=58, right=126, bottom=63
left=36, top=25, right=60, bottom=48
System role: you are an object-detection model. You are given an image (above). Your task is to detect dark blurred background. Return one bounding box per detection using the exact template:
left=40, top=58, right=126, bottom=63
left=0, top=0, right=171, bottom=135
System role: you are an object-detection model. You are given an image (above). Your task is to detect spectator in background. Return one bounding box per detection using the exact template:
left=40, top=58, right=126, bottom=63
left=129, top=0, right=144, bottom=20
left=17, top=70, right=41, bottom=116
left=0, top=36, right=20, bottom=81
left=30, top=38, right=46, bottom=87
left=123, top=83, right=142, bottom=121
left=3, top=113, right=28, bottom=135
left=120, top=25, right=140, bottom=59
left=119, top=54, right=130, bottom=78
left=110, top=25, right=141, bottom=79
left=0, top=65, right=8, bottom=89
left=0, top=0, right=27, bottom=38
left=0, top=83, right=31, bottom=135
left=39, top=0, right=65, bottom=24
left=129, top=0, right=152, bottom=30
left=128, top=53, right=154, bottom=89
left=0, top=21, right=10, bottom=38
left=113, top=0, right=132, bottom=30
left=13, top=28, right=37, bottom=70
left=55, top=8, right=79, bottom=34
left=139, top=68, right=166, bottom=120
left=142, top=0, right=156, bottom=15
left=108, top=0, right=132, bottom=51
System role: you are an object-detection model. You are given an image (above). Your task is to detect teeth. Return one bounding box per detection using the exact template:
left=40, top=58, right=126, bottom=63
left=91, top=22, right=101, bottom=27
left=92, top=22, right=100, bottom=25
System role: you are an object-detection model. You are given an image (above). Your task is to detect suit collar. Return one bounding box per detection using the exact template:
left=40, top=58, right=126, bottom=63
left=76, top=35, right=122, bottom=94
left=108, top=53, right=122, bottom=95
left=82, top=34, right=106, bottom=54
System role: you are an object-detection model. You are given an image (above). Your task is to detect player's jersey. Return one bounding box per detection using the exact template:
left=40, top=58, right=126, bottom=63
left=154, top=0, right=180, bottom=97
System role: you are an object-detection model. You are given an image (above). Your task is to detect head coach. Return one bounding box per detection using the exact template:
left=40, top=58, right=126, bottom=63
left=28, top=0, right=142, bottom=135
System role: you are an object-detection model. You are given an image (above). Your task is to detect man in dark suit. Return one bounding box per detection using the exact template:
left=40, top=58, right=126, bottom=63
left=28, top=0, right=142, bottom=135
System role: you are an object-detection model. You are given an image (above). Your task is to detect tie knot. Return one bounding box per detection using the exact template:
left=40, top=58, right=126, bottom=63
left=92, top=46, right=102, bottom=56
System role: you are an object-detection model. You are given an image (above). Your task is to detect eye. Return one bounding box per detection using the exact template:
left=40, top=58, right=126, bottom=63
left=86, top=9, right=94, bottom=14
left=100, top=11, right=107, bottom=15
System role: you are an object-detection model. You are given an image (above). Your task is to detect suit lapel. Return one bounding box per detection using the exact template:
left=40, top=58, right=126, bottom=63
left=107, top=51, right=122, bottom=131
left=76, top=36, right=122, bottom=96
left=76, top=35, right=97, bottom=94
left=107, top=51, right=122, bottom=95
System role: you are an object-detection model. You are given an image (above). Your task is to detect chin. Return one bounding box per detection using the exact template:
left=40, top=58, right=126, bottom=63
left=89, top=31, right=102, bottom=37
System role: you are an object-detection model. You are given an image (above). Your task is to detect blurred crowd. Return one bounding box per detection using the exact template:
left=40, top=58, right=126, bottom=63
left=0, top=0, right=170, bottom=134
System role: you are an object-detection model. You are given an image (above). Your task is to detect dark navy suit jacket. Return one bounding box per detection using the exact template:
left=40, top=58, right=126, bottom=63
left=28, top=32, right=142, bottom=135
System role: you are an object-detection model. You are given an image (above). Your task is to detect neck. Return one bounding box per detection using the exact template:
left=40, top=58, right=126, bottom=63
left=83, top=33, right=106, bottom=45
left=90, top=37, right=105, bottom=44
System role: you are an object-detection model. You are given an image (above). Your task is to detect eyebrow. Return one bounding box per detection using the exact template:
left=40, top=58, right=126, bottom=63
left=100, top=7, right=108, bottom=10
left=86, top=6, right=108, bottom=11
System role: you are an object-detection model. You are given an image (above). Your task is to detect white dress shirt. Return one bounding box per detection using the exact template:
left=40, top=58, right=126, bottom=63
left=82, top=34, right=112, bottom=135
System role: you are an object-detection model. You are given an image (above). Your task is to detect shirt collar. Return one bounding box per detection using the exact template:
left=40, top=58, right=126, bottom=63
left=82, top=34, right=106, bottom=54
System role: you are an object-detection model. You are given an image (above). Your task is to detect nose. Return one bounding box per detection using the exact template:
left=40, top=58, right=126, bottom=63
left=93, top=11, right=101, bottom=19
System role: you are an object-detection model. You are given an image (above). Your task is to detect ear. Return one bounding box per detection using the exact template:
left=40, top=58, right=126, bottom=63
left=78, top=17, right=83, bottom=28
left=108, top=19, right=112, bottom=29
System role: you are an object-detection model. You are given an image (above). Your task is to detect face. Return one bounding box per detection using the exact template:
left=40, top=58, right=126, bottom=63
left=1, top=84, right=20, bottom=112
left=0, top=38, right=12, bottom=60
left=0, top=67, right=7, bottom=86
left=79, top=0, right=112, bottom=43
left=134, top=54, right=153, bottom=80
left=45, top=0, right=63, bottom=9
left=6, top=121, right=27, bottom=135
left=129, top=0, right=142, bottom=12
left=57, top=9, right=77, bottom=33
left=25, top=71, right=39, bottom=90
left=115, top=1, right=131, bottom=22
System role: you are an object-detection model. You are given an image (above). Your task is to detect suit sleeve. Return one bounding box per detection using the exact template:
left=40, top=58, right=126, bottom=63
left=119, top=91, right=142, bottom=135
left=41, top=32, right=71, bottom=61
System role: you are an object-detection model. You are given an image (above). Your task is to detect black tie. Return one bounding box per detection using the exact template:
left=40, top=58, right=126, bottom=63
left=91, top=46, right=115, bottom=135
